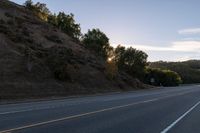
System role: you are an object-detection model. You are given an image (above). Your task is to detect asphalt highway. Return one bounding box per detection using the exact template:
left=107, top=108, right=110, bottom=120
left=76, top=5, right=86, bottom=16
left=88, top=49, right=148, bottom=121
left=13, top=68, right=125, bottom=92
left=0, top=85, right=200, bottom=133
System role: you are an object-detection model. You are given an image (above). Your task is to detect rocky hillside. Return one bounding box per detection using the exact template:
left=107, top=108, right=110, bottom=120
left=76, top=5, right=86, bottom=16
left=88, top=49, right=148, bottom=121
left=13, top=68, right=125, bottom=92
left=0, top=0, right=148, bottom=100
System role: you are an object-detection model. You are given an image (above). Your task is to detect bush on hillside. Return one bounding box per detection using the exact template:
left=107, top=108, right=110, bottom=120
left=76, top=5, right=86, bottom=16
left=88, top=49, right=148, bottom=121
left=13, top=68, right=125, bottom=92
left=24, top=0, right=81, bottom=39
left=46, top=46, right=73, bottom=81
left=145, top=68, right=182, bottom=87
left=149, top=60, right=200, bottom=84
left=24, top=0, right=50, bottom=21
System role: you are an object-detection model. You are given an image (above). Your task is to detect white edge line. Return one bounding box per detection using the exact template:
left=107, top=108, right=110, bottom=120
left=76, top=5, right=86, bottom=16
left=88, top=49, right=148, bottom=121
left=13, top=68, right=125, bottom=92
left=0, top=89, right=196, bottom=115
left=0, top=91, right=198, bottom=133
left=160, top=100, right=200, bottom=133
left=0, top=98, right=158, bottom=133
left=0, top=107, right=54, bottom=115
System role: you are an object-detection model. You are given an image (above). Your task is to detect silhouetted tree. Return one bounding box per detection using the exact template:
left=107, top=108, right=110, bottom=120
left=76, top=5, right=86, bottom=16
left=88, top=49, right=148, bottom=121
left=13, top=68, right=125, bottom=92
left=24, top=0, right=33, bottom=9
left=114, top=45, right=148, bottom=79
left=82, top=29, right=111, bottom=58
left=114, top=45, right=126, bottom=69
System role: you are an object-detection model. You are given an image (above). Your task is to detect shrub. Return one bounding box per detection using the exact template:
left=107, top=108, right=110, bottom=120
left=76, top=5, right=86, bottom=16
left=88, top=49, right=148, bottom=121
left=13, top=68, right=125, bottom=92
left=0, top=25, right=8, bottom=34
left=45, top=35, right=63, bottom=44
left=5, top=12, right=13, bottom=18
left=46, top=46, right=73, bottom=81
left=145, top=68, right=182, bottom=87
left=7, top=19, right=14, bottom=25
left=24, top=0, right=50, bottom=21
left=0, top=19, right=5, bottom=24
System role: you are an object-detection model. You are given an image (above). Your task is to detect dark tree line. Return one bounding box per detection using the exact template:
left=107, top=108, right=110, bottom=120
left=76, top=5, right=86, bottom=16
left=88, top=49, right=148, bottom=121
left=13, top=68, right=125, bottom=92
left=149, top=60, right=200, bottom=84
left=145, top=68, right=182, bottom=87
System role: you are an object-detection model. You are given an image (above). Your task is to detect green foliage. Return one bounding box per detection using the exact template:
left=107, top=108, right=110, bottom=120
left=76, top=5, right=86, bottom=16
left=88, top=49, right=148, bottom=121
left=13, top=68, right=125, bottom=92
left=82, top=29, right=111, bottom=58
left=145, top=68, right=182, bottom=86
left=24, top=1, right=81, bottom=39
left=56, top=12, right=81, bottom=39
left=24, top=0, right=50, bottom=21
left=149, top=60, right=200, bottom=84
left=114, top=45, right=148, bottom=79
left=47, top=14, right=57, bottom=26
left=48, top=12, right=81, bottom=39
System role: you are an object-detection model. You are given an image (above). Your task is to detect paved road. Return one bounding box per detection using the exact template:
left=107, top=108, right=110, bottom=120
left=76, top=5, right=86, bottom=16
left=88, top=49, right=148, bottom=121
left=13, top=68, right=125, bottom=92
left=0, top=85, right=200, bottom=133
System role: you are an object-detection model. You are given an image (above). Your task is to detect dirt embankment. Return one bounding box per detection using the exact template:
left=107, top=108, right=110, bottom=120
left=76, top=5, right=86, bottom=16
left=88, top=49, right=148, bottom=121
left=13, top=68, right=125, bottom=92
left=0, top=0, right=149, bottom=100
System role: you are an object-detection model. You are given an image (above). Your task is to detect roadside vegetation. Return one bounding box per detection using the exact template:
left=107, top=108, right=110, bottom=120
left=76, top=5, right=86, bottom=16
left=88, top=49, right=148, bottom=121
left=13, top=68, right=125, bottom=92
left=149, top=60, right=200, bottom=84
left=145, top=68, right=182, bottom=87
left=22, top=0, right=184, bottom=87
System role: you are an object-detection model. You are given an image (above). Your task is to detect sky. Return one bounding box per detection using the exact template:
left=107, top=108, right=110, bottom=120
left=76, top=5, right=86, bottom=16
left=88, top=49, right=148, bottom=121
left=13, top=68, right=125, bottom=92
left=12, top=0, right=200, bottom=61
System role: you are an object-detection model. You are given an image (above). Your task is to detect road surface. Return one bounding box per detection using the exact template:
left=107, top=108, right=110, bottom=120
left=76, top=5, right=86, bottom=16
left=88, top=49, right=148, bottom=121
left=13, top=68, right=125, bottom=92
left=0, top=85, right=200, bottom=133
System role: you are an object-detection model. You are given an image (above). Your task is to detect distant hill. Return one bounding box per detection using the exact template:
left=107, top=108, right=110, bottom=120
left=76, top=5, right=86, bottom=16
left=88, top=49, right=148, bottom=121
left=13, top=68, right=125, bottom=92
left=149, top=60, right=200, bottom=84
left=0, top=0, right=149, bottom=100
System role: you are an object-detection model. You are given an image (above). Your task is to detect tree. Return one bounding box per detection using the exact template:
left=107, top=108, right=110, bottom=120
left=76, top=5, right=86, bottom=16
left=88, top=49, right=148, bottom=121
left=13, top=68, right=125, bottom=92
left=114, top=45, right=126, bottom=69
left=24, top=1, right=81, bottom=39
left=114, top=45, right=148, bottom=79
left=34, top=2, right=50, bottom=21
left=82, top=29, right=110, bottom=58
left=47, top=13, right=57, bottom=26
left=56, top=12, right=81, bottom=39
left=24, top=0, right=50, bottom=21
left=24, top=0, right=33, bottom=9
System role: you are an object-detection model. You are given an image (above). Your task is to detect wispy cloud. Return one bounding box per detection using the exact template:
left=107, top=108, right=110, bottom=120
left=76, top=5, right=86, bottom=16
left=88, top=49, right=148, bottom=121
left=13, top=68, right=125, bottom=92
left=171, top=41, right=200, bottom=52
left=178, top=28, right=200, bottom=35
left=114, top=41, right=200, bottom=52
left=130, top=44, right=174, bottom=51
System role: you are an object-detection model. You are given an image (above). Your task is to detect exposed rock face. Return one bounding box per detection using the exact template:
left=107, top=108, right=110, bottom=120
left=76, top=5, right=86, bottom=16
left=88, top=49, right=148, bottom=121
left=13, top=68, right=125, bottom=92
left=0, top=0, right=147, bottom=100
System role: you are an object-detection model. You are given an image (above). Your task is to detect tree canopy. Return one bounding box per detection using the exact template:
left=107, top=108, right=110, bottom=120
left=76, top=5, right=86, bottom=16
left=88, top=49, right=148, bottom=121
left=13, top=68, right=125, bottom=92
left=82, top=29, right=111, bottom=58
left=56, top=12, right=81, bottom=39
left=24, top=0, right=50, bottom=21
left=114, top=45, right=148, bottom=79
left=24, top=0, right=81, bottom=39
